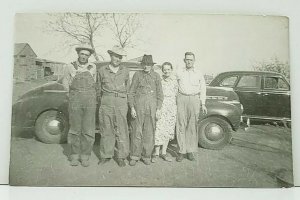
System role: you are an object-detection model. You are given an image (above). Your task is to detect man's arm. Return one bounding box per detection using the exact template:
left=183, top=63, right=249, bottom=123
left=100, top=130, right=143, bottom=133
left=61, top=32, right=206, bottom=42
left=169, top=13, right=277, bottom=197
left=128, top=72, right=139, bottom=109
left=155, top=73, right=164, bottom=110
left=90, top=63, right=97, bottom=82
left=96, top=68, right=102, bottom=103
left=199, top=73, right=207, bottom=106
left=62, top=64, right=70, bottom=92
left=125, top=69, right=131, bottom=99
left=125, top=68, right=131, bottom=92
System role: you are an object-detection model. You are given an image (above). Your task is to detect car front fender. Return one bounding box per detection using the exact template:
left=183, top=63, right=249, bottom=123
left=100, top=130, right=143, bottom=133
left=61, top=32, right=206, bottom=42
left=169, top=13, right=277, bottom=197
left=12, top=92, right=68, bottom=128
left=199, top=100, right=242, bottom=131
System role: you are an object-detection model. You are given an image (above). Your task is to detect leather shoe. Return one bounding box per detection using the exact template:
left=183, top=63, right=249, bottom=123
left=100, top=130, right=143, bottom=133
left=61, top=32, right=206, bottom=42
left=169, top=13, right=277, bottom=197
left=142, top=158, right=151, bottom=165
left=151, top=155, right=159, bottom=163
left=129, top=159, right=137, bottom=166
left=176, top=153, right=184, bottom=162
left=187, top=153, right=195, bottom=161
left=70, top=159, right=80, bottom=166
left=161, top=154, right=172, bottom=162
left=117, top=159, right=126, bottom=167
left=98, top=158, right=111, bottom=165
left=81, top=159, right=90, bottom=167
left=70, top=154, right=80, bottom=166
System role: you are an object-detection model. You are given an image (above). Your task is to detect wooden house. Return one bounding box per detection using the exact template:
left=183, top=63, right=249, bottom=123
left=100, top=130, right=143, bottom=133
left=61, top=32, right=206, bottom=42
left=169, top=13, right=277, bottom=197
left=14, top=43, right=39, bottom=82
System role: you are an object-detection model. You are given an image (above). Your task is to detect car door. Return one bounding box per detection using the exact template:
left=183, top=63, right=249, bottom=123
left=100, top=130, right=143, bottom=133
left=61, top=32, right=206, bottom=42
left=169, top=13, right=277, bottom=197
left=233, top=74, right=263, bottom=117
left=261, top=75, right=291, bottom=118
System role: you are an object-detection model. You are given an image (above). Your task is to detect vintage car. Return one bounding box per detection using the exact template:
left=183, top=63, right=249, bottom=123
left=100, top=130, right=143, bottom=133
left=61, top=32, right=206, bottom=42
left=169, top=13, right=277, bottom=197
left=209, top=71, right=291, bottom=125
left=12, top=62, right=243, bottom=150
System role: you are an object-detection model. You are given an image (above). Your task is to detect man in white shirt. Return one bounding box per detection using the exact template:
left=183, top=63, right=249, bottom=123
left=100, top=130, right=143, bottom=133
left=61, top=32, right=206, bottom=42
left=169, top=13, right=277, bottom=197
left=176, top=52, right=207, bottom=162
left=62, top=44, right=97, bottom=167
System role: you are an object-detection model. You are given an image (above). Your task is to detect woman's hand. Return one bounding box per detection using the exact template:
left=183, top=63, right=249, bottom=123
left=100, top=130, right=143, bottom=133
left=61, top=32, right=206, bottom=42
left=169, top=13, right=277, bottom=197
left=131, top=107, right=137, bottom=119
left=156, top=109, right=162, bottom=120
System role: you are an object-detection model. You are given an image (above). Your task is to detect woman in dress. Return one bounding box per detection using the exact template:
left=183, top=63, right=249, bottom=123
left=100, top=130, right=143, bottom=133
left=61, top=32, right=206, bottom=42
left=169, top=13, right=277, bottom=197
left=152, top=62, right=178, bottom=162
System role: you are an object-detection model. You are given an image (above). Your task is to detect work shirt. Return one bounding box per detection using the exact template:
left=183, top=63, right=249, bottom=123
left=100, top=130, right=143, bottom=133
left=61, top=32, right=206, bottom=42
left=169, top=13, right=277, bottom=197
left=62, top=61, right=96, bottom=92
left=176, top=67, right=207, bottom=105
left=96, top=64, right=130, bottom=98
left=128, top=70, right=164, bottom=109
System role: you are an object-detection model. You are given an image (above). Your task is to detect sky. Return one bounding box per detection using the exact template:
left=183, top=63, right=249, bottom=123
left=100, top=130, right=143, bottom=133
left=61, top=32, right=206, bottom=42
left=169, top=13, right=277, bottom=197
left=14, top=13, right=289, bottom=75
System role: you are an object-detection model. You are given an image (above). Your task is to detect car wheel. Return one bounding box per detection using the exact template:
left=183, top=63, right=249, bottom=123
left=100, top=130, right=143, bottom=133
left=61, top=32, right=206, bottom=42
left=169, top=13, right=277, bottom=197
left=35, top=110, right=69, bottom=144
left=198, top=117, right=232, bottom=150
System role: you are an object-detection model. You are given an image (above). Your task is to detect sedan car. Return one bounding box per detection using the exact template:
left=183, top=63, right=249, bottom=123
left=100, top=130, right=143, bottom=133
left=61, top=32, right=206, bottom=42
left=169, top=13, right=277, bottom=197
left=12, top=62, right=243, bottom=150
left=209, top=71, right=291, bottom=125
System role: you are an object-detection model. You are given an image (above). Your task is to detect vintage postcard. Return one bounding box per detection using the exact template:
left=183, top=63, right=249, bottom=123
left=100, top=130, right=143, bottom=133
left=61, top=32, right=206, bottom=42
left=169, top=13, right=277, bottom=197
left=10, top=13, right=293, bottom=187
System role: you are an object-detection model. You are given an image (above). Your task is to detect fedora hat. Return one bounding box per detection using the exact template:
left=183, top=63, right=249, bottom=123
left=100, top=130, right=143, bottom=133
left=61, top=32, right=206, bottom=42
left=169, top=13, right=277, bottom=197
left=75, top=44, right=94, bottom=54
left=107, top=45, right=127, bottom=56
left=140, top=54, right=156, bottom=66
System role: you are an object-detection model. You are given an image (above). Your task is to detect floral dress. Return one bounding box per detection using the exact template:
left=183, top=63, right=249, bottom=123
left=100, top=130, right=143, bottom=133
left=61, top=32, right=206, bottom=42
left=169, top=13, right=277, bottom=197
left=155, top=75, right=178, bottom=145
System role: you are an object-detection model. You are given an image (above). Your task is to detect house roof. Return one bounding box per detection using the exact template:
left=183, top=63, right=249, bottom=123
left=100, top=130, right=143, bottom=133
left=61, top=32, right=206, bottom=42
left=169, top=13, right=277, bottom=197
left=36, top=58, right=65, bottom=64
left=14, top=43, right=37, bottom=57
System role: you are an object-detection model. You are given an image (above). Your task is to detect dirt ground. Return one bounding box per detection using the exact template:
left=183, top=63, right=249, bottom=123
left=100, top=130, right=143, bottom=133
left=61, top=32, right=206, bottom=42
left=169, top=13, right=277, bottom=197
left=9, top=124, right=293, bottom=187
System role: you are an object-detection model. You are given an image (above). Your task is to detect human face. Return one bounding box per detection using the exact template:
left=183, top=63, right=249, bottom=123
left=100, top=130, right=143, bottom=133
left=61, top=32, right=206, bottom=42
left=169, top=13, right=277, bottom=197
left=77, top=50, right=91, bottom=64
left=184, top=54, right=195, bottom=69
left=162, top=64, right=172, bottom=77
left=143, top=64, right=152, bottom=73
left=110, top=53, right=122, bottom=67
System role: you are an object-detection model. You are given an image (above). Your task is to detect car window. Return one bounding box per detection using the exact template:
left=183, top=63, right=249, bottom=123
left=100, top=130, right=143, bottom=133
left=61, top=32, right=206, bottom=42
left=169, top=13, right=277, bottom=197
left=264, top=76, right=289, bottom=90
left=237, top=75, right=260, bottom=88
left=220, top=76, right=238, bottom=87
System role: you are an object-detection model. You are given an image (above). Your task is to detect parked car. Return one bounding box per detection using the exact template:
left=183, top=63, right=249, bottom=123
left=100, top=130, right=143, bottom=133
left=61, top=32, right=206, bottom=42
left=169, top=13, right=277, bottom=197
left=12, top=62, right=243, bottom=150
left=209, top=71, right=291, bottom=125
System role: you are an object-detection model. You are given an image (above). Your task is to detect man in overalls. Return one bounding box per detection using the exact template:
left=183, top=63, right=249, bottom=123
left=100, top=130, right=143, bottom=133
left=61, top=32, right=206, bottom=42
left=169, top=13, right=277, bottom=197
left=97, top=46, right=129, bottom=167
left=128, top=55, right=164, bottom=166
left=62, top=44, right=97, bottom=167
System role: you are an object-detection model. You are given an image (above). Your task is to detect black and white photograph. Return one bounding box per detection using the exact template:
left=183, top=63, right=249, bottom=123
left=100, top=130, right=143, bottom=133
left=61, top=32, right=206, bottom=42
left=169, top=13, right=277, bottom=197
left=10, top=13, right=293, bottom=187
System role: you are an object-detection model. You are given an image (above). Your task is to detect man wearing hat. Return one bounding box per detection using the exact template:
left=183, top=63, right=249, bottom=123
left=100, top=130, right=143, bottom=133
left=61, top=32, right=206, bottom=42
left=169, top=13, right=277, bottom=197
left=62, top=44, right=97, bottom=167
left=128, top=55, right=164, bottom=166
left=96, top=45, right=130, bottom=167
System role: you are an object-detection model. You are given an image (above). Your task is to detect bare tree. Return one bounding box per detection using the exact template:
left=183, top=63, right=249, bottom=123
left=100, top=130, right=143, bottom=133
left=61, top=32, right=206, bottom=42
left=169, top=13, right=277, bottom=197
left=47, top=13, right=142, bottom=60
left=107, top=13, right=141, bottom=48
left=252, top=57, right=290, bottom=82
left=47, top=13, right=106, bottom=61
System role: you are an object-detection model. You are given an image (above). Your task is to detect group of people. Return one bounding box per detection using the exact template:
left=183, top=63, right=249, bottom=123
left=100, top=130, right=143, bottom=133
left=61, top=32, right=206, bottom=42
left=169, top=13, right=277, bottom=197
left=62, top=44, right=207, bottom=167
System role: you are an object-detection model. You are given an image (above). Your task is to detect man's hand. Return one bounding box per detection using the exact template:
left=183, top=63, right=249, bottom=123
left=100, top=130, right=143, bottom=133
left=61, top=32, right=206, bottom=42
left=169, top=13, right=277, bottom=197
left=156, top=109, right=162, bottom=120
left=96, top=96, right=101, bottom=105
left=131, top=107, right=137, bottom=119
left=201, top=104, right=208, bottom=115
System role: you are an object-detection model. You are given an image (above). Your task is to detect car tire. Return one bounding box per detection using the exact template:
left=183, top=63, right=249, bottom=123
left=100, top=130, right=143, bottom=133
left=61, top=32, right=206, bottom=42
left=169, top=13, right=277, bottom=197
left=35, top=110, right=69, bottom=144
left=198, top=117, right=232, bottom=150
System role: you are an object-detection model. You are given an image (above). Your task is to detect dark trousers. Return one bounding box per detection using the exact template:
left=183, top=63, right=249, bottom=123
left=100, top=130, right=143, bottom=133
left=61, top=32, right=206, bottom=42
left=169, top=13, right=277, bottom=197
left=99, top=95, right=129, bottom=159
left=68, top=90, right=96, bottom=159
left=130, top=96, right=156, bottom=160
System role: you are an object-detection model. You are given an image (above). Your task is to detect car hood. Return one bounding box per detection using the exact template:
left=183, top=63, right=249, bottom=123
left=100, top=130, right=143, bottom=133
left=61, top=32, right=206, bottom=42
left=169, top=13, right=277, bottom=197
left=18, top=82, right=65, bottom=100
left=206, top=86, right=239, bottom=101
